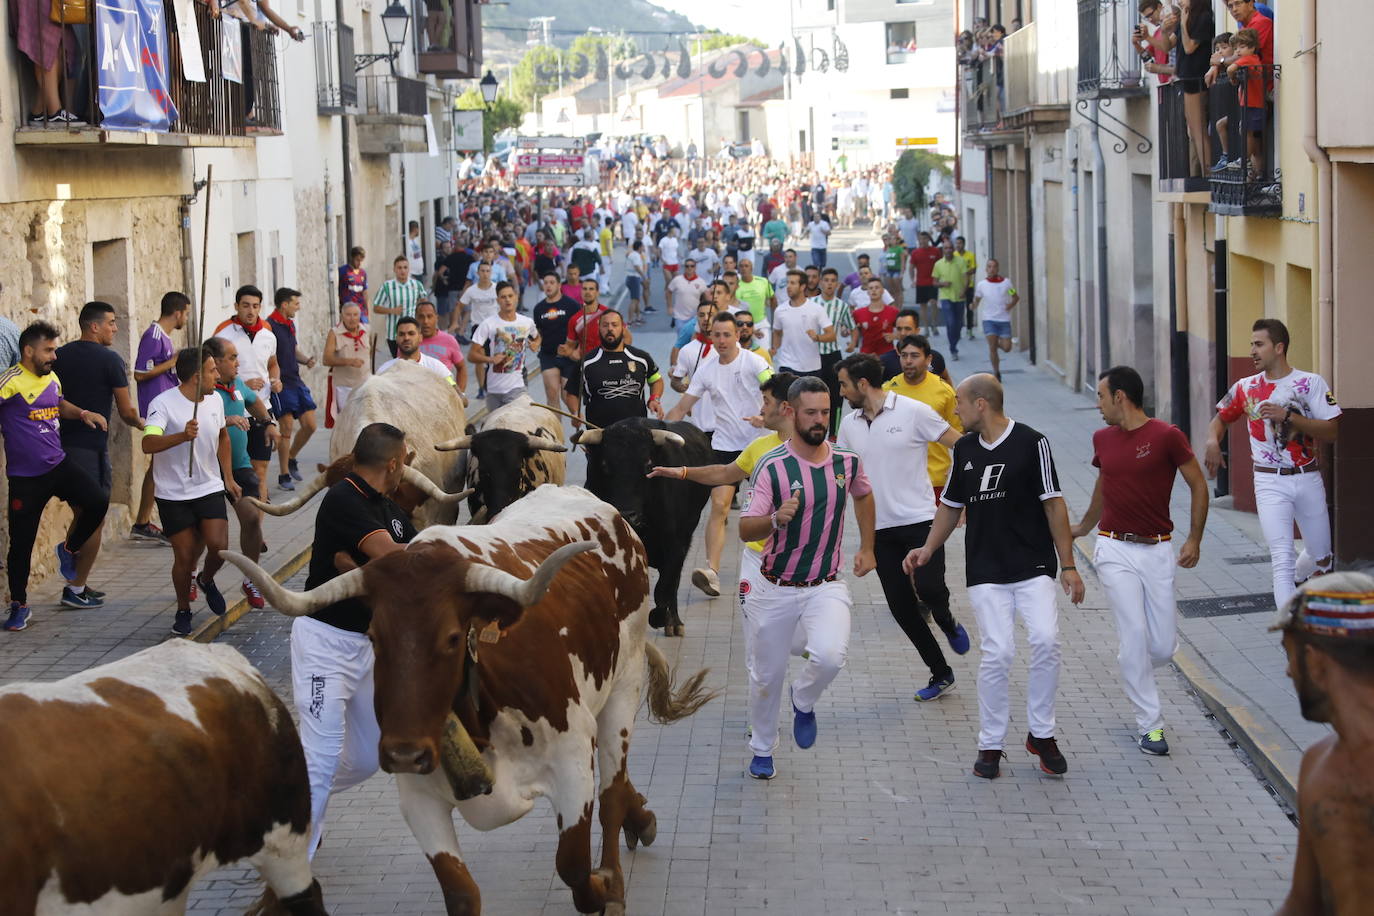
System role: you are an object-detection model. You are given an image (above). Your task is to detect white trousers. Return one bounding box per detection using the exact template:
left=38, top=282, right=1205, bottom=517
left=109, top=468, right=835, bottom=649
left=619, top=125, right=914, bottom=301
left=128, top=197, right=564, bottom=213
left=1093, top=537, right=1179, bottom=734
left=291, top=615, right=381, bottom=858
left=741, top=572, right=851, bottom=756
left=967, top=575, right=1061, bottom=750
left=1254, top=470, right=1332, bottom=609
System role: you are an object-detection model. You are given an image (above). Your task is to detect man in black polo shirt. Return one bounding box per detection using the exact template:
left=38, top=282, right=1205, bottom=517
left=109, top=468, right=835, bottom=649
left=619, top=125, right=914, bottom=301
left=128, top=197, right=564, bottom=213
left=575, top=310, right=663, bottom=430
left=291, top=421, right=415, bottom=858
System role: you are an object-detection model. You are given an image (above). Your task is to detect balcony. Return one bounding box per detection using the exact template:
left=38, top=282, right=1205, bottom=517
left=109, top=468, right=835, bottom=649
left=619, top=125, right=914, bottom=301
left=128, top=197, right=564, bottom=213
left=14, top=1, right=281, bottom=148
left=1004, top=22, right=1074, bottom=118
left=354, top=75, right=429, bottom=155
left=1077, top=0, right=1148, bottom=99
left=1208, top=67, right=1280, bottom=216
left=416, top=0, right=484, bottom=79
left=1156, top=82, right=1217, bottom=194
left=314, top=21, right=358, bottom=115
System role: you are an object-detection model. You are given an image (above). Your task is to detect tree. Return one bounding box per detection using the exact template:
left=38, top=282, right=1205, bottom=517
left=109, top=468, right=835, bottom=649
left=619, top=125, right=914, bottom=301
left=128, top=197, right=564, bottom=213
left=455, top=90, right=524, bottom=152
left=511, top=44, right=563, bottom=111
left=697, top=32, right=764, bottom=53
left=892, top=149, right=952, bottom=212
left=510, top=30, right=637, bottom=110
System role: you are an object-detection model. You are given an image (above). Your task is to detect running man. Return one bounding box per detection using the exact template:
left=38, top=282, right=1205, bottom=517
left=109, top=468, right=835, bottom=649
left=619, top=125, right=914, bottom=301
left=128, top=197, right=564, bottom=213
left=1204, top=318, right=1340, bottom=610
left=738, top=375, right=876, bottom=780
left=266, top=287, right=318, bottom=493
left=971, top=259, right=1018, bottom=381
left=905, top=374, right=1084, bottom=779
left=1072, top=366, right=1209, bottom=756
left=131, top=291, right=189, bottom=543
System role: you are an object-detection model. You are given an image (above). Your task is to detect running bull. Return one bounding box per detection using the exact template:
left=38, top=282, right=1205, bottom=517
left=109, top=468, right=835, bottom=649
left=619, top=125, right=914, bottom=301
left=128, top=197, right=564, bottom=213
left=223, top=485, right=716, bottom=915
left=435, top=393, right=568, bottom=522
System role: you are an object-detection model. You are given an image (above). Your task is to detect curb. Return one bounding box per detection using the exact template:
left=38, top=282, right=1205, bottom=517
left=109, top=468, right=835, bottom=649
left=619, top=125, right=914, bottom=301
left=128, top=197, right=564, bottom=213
left=1072, top=540, right=1299, bottom=806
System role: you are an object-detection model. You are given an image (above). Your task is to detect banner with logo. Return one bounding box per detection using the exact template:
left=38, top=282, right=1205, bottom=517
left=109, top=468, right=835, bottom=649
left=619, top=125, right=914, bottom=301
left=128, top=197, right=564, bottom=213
left=171, top=0, right=205, bottom=83
left=96, top=0, right=179, bottom=131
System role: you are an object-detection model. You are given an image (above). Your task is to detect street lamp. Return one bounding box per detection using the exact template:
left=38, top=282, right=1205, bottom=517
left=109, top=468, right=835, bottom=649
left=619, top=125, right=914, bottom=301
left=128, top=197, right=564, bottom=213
left=354, top=1, right=412, bottom=75
left=479, top=71, right=500, bottom=108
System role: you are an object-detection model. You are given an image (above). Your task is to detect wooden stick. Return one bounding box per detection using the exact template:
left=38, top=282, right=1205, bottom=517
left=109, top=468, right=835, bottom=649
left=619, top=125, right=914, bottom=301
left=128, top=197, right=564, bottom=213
left=529, top=400, right=600, bottom=430
left=188, top=164, right=214, bottom=477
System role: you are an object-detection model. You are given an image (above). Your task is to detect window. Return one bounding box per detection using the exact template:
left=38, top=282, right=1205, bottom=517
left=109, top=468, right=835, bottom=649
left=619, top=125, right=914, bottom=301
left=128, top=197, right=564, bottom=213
left=886, top=22, right=917, bottom=64
left=890, top=88, right=910, bottom=99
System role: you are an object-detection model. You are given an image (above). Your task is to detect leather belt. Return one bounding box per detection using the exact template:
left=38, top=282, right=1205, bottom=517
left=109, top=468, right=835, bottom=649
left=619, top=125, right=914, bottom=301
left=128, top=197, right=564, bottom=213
left=1254, top=464, right=1317, bottom=476
left=762, top=571, right=838, bottom=588
left=1099, top=530, right=1171, bottom=544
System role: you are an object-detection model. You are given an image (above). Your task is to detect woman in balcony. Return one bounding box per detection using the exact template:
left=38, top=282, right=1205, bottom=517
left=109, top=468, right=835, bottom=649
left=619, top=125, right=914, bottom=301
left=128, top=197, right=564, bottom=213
left=1165, top=0, right=1215, bottom=175
left=14, top=0, right=83, bottom=125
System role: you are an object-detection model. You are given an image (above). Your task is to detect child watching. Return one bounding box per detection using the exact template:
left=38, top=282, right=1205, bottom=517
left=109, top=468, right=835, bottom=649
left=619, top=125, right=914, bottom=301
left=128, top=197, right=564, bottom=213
left=1226, top=29, right=1266, bottom=177
left=1207, top=33, right=1235, bottom=171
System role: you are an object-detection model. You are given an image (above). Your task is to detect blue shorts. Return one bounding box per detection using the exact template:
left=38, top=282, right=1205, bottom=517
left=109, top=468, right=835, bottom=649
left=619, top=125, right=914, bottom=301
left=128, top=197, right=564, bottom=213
left=271, top=384, right=317, bottom=418
left=983, top=319, right=1012, bottom=339
left=626, top=276, right=643, bottom=300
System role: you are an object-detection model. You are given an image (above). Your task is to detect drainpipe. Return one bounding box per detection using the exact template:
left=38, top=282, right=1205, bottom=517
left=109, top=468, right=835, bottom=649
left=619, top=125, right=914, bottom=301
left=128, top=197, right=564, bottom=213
left=1023, top=143, right=1036, bottom=363
left=178, top=195, right=197, bottom=302
left=1065, top=127, right=1081, bottom=387
left=337, top=0, right=355, bottom=250
left=1170, top=203, right=1191, bottom=434
left=1300, top=0, right=1333, bottom=380
left=1091, top=101, right=1108, bottom=385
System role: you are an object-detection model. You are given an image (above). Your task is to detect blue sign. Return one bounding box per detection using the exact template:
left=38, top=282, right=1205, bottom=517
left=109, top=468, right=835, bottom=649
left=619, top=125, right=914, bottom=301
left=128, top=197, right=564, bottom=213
left=96, top=0, right=179, bottom=132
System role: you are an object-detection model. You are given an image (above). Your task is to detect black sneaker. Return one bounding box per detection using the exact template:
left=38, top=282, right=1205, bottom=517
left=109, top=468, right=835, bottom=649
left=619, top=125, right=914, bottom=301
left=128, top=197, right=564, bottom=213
left=1025, top=733, right=1068, bottom=775
left=171, top=609, right=193, bottom=637
left=196, top=572, right=227, bottom=616
left=973, top=749, right=1005, bottom=779
left=278, top=473, right=296, bottom=491
left=1138, top=728, right=1170, bottom=756
left=131, top=522, right=171, bottom=545
left=27, top=111, right=45, bottom=126
left=60, top=587, right=104, bottom=609
left=288, top=459, right=303, bottom=481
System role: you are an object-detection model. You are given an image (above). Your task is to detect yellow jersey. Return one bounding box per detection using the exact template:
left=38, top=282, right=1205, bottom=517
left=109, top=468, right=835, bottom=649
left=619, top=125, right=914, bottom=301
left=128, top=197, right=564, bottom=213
left=734, top=431, right=783, bottom=553
left=882, top=372, right=962, bottom=486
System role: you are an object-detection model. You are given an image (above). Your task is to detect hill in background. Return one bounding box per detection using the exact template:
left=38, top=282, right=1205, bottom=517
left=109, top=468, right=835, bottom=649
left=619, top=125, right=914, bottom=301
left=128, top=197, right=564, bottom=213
left=482, top=0, right=698, bottom=67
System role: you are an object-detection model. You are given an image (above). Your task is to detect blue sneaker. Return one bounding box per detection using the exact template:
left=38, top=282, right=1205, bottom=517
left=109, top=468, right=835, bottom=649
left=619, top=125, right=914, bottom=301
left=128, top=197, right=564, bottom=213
left=278, top=473, right=296, bottom=492
left=197, top=572, right=227, bottom=616
left=55, top=542, right=78, bottom=581
left=4, top=602, right=31, bottom=631
left=288, top=459, right=303, bottom=482
left=792, top=689, right=817, bottom=749
left=60, top=586, right=104, bottom=609
left=946, top=623, right=971, bottom=655
left=748, top=755, right=776, bottom=780
left=171, top=609, right=193, bottom=637
left=914, top=674, right=956, bottom=702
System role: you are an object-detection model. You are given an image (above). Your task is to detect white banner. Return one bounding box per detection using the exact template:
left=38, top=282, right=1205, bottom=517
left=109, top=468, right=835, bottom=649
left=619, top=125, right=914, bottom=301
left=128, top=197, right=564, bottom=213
left=453, top=110, right=483, bottom=151
left=172, top=0, right=205, bottom=82
left=220, top=16, right=242, bottom=84
left=424, top=113, right=439, bottom=157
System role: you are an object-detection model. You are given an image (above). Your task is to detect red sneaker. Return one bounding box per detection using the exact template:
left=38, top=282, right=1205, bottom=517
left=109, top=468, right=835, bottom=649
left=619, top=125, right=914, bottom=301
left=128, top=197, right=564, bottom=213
left=241, top=580, right=265, bottom=610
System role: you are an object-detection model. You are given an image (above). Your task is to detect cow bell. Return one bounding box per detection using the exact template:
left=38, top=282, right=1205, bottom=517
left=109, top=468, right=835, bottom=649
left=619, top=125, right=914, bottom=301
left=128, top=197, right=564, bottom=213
left=441, top=712, right=493, bottom=799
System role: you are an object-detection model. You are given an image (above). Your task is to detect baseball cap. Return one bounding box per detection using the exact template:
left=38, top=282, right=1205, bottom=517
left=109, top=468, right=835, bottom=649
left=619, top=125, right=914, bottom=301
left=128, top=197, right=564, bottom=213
left=1270, top=571, right=1374, bottom=636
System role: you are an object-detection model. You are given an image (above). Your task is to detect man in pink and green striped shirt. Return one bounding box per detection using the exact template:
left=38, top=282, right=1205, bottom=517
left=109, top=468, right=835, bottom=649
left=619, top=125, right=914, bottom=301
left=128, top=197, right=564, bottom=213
left=738, top=375, right=876, bottom=780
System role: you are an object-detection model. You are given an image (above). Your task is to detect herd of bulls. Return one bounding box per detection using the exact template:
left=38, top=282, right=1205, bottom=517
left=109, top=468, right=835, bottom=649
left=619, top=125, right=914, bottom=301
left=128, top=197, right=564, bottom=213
left=0, top=362, right=724, bottom=916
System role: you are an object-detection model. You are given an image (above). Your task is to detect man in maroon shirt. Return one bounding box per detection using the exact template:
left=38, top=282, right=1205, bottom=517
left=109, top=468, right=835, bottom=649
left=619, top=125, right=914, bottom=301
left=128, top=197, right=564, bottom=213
left=907, top=231, right=943, bottom=339
left=1071, top=366, right=1210, bottom=758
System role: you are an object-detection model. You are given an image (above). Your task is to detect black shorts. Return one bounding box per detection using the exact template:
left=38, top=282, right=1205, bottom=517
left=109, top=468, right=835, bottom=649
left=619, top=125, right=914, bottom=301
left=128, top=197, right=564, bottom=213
left=563, top=361, right=582, bottom=395
left=247, top=424, right=273, bottom=462
left=1176, top=76, right=1205, bottom=94
left=64, top=446, right=112, bottom=496
left=711, top=447, right=743, bottom=492
left=916, top=285, right=938, bottom=303
left=156, top=492, right=228, bottom=537
left=539, top=352, right=574, bottom=375
left=232, top=466, right=260, bottom=499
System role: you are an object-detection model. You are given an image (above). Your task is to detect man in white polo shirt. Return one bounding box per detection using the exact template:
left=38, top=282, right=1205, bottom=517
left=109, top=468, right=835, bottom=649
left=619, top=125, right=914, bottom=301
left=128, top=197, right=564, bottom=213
left=214, top=285, right=280, bottom=500
left=836, top=353, right=971, bottom=702
left=667, top=311, right=772, bottom=597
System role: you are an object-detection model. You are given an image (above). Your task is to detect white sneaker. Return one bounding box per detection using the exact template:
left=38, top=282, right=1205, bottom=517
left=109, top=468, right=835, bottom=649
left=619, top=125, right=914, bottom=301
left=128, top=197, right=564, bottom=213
left=691, top=567, right=721, bottom=597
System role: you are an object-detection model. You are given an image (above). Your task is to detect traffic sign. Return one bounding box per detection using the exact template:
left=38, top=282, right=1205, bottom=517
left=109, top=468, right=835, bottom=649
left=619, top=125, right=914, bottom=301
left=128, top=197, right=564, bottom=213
left=516, top=172, right=587, bottom=187
left=896, top=137, right=939, bottom=147
left=517, top=135, right=585, bottom=151
left=515, top=152, right=585, bottom=170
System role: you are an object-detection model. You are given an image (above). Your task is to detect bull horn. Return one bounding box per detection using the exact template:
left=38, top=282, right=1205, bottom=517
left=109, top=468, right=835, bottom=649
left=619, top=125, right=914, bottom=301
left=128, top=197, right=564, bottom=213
left=434, top=436, right=474, bottom=452
left=461, top=540, right=595, bottom=607
left=650, top=429, right=686, bottom=448
left=218, top=550, right=366, bottom=617
left=401, top=466, right=473, bottom=504
left=248, top=472, right=330, bottom=516
left=572, top=429, right=603, bottom=446
left=470, top=505, right=489, bottom=524
left=525, top=434, right=568, bottom=453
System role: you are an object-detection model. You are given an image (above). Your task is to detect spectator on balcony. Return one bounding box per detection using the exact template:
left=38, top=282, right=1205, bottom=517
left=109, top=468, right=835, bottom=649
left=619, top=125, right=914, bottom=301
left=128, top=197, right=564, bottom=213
left=1226, top=0, right=1273, bottom=75
left=424, top=0, right=453, bottom=52
left=1205, top=32, right=1233, bottom=89
left=13, top=0, right=84, bottom=125
left=1135, top=0, right=1176, bottom=85
left=1163, top=0, right=1214, bottom=176
left=227, top=0, right=304, bottom=129
left=1224, top=29, right=1267, bottom=177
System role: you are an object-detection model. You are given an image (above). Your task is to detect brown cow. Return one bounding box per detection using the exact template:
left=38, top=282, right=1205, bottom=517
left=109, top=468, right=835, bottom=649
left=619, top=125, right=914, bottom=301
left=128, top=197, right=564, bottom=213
left=223, top=485, right=715, bottom=915
left=0, top=640, right=325, bottom=915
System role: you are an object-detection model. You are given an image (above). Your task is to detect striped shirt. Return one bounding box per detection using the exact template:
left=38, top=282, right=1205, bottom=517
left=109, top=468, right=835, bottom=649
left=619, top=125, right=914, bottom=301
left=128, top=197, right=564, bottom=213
left=814, top=296, right=855, bottom=356
left=742, top=439, right=872, bottom=582
left=372, top=277, right=428, bottom=341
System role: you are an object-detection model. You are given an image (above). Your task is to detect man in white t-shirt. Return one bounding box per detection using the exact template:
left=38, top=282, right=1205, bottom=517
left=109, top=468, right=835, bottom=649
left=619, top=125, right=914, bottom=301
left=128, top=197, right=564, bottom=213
left=805, top=216, right=832, bottom=269
left=142, top=347, right=237, bottom=638
left=972, top=259, right=1020, bottom=381
left=213, top=285, right=280, bottom=499
left=668, top=311, right=772, bottom=597
left=836, top=352, right=969, bottom=702
left=455, top=261, right=498, bottom=342
left=378, top=316, right=459, bottom=387
left=846, top=266, right=895, bottom=309
left=658, top=225, right=683, bottom=289
left=689, top=238, right=720, bottom=278
left=771, top=269, right=833, bottom=375
left=469, top=281, right=539, bottom=413
left=1205, top=318, right=1342, bottom=610
left=768, top=248, right=798, bottom=302
left=896, top=209, right=920, bottom=249
left=667, top=259, right=709, bottom=328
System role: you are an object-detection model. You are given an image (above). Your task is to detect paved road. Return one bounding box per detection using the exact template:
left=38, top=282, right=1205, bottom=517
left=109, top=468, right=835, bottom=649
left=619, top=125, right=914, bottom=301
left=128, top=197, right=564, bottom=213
left=183, top=230, right=1297, bottom=915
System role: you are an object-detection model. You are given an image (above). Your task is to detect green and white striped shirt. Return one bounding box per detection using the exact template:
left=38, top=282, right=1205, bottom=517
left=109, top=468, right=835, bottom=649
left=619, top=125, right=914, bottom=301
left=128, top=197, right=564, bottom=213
left=373, top=277, right=428, bottom=340
left=814, top=296, right=855, bottom=355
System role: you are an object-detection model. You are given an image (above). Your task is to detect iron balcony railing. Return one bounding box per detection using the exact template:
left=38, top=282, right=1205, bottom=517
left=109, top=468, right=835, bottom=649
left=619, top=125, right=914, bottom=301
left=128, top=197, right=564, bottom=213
left=314, top=20, right=358, bottom=114
left=1209, top=65, right=1281, bottom=216
left=961, top=54, right=1005, bottom=132
left=1078, top=0, right=1148, bottom=98
left=1155, top=81, right=1225, bottom=192
left=357, top=75, right=429, bottom=118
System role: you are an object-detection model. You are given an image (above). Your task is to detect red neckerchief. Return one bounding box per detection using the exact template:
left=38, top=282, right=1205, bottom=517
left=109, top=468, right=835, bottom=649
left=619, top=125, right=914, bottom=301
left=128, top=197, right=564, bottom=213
left=214, top=381, right=240, bottom=399
left=236, top=316, right=267, bottom=339
left=267, top=310, right=295, bottom=336
left=986, top=275, right=1005, bottom=283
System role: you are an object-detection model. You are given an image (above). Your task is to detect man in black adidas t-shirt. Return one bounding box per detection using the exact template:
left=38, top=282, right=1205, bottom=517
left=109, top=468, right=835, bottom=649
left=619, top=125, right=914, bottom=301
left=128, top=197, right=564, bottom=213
left=905, top=374, right=1085, bottom=780
left=576, top=310, right=664, bottom=429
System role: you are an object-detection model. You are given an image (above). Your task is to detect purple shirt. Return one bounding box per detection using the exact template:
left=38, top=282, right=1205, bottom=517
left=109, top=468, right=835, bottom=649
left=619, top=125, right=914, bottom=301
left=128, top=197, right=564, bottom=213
left=135, top=323, right=177, bottom=415
left=0, top=365, right=65, bottom=477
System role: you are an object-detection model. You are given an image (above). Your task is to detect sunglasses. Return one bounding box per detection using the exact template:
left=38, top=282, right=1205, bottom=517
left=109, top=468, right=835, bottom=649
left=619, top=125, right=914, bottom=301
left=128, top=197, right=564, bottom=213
left=738, top=322, right=754, bottom=328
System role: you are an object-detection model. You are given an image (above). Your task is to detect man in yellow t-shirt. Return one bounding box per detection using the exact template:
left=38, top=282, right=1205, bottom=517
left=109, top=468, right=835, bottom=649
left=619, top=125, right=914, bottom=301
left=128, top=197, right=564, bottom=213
left=931, top=242, right=971, bottom=362
left=883, top=333, right=962, bottom=499
left=955, top=236, right=977, bottom=343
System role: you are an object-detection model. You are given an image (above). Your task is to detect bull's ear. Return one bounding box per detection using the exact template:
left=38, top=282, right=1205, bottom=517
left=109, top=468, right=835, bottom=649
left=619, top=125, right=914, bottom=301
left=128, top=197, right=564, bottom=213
left=467, top=593, right=524, bottom=633
left=465, top=423, right=477, bottom=436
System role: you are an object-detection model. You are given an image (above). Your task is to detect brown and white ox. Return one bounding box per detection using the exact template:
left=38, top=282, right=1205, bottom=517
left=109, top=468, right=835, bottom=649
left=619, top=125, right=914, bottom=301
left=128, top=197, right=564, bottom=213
left=222, top=486, right=715, bottom=915
left=0, top=640, right=325, bottom=915
left=253, top=360, right=470, bottom=527
left=435, top=393, right=568, bottom=522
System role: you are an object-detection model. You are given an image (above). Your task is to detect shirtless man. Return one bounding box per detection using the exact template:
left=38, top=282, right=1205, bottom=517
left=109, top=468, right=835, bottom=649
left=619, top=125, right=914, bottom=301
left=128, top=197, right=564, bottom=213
left=1272, top=571, right=1374, bottom=915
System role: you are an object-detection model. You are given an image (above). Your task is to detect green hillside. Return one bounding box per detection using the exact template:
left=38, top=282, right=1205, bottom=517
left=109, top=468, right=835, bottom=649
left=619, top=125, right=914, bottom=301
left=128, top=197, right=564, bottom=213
left=482, top=0, right=698, bottom=51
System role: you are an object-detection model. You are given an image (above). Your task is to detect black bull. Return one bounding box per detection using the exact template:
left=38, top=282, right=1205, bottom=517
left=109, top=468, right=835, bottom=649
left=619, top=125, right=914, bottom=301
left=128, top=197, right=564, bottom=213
left=576, top=418, right=712, bottom=636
